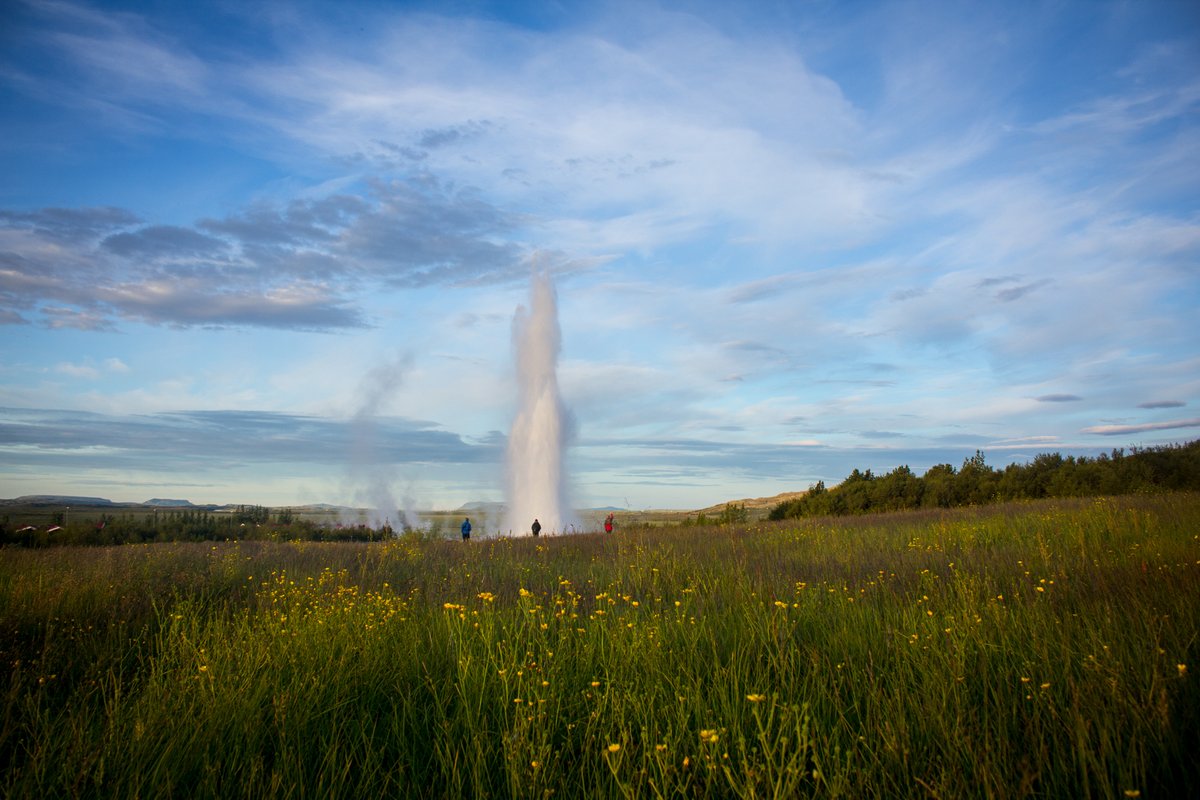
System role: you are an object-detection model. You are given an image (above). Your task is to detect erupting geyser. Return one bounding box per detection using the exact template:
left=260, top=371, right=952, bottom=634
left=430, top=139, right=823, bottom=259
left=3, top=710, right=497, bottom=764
left=504, top=268, right=576, bottom=536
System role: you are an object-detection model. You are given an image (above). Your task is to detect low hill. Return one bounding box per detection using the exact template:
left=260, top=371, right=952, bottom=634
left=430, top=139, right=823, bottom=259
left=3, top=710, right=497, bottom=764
left=693, top=490, right=807, bottom=517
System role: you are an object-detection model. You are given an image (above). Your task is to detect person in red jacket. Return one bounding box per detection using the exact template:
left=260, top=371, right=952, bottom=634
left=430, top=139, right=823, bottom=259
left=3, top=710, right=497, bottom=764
left=604, top=513, right=614, bottom=534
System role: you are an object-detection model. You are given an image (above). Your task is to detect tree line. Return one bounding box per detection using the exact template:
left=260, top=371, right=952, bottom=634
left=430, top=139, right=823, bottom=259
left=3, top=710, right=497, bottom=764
left=0, top=505, right=396, bottom=548
left=769, top=440, right=1200, bottom=520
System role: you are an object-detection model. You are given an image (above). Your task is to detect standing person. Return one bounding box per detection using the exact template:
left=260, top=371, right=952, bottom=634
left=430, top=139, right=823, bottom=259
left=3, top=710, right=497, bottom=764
left=461, top=517, right=471, bottom=541
left=531, top=518, right=541, bottom=537
left=604, top=513, right=614, bottom=534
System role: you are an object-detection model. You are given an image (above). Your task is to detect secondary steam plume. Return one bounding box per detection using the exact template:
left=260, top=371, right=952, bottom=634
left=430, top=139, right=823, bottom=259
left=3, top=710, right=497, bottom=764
left=347, top=353, right=422, bottom=531
left=505, top=268, right=576, bottom=536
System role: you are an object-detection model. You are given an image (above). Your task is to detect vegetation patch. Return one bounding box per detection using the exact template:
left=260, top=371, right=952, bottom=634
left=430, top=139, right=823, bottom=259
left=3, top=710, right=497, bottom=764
left=771, top=441, right=1200, bottom=519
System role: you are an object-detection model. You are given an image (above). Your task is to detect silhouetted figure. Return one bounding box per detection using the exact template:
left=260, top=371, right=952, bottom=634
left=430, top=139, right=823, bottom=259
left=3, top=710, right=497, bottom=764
left=531, top=518, right=541, bottom=537
left=461, top=517, right=471, bottom=541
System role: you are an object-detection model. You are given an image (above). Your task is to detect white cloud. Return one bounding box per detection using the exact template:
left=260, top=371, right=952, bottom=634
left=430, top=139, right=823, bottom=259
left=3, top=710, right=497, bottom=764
left=1081, top=419, right=1200, bottom=436
left=54, top=361, right=99, bottom=379
left=51, top=357, right=130, bottom=380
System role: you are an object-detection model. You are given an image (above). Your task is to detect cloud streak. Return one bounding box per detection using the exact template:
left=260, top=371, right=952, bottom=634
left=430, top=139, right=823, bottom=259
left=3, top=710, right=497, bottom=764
left=1080, top=419, right=1200, bottom=436
left=0, top=407, right=498, bottom=467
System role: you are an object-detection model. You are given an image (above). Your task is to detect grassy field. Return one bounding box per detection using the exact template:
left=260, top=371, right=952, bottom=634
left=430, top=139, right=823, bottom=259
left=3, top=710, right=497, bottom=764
left=1, top=494, right=1196, bottom=798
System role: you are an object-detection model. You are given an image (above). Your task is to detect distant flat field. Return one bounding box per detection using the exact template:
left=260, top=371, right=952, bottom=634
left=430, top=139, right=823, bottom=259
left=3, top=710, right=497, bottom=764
left=0, top=494, right=796, bottom=533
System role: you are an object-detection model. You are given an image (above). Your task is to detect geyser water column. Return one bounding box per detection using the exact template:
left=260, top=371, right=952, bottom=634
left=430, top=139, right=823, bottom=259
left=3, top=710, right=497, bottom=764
left=505, top=269, right=576, bottom=536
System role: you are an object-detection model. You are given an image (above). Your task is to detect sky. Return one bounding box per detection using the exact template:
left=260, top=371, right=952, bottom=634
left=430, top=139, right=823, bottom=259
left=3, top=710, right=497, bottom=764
left=1, top=0, right=1198, bottom=513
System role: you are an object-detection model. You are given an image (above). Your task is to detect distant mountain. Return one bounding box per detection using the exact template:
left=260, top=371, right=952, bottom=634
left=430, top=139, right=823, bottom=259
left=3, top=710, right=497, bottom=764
left=457, top=501, right=505, bottom=513
left=9, top=495, right=115, bottom=506
left=143, top=498, right=195, bottom=507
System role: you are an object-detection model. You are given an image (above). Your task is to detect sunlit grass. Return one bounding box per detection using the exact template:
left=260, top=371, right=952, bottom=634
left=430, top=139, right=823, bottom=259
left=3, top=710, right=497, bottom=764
left=1, top=494, right=1197, bottom=797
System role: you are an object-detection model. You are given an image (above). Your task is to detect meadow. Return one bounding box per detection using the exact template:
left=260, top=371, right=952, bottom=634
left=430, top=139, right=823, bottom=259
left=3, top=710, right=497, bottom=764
left=1, top=494, right=1196, bottom=798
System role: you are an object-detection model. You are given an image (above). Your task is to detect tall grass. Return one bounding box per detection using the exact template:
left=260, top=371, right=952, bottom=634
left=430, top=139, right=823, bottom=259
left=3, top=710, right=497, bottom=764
left=1, top=495, right=1196, bottom=798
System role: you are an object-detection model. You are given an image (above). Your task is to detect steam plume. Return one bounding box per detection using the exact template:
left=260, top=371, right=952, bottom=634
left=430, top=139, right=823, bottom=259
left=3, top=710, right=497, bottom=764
left=504, top=268, right=576, bottom=535
left=348, top=353, right=422, bottom=530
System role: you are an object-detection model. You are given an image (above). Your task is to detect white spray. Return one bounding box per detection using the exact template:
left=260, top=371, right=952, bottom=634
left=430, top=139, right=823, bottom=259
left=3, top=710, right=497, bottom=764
left=504, top=269, right=577, bottom=536
left=347, top=353, right=423, bottom=532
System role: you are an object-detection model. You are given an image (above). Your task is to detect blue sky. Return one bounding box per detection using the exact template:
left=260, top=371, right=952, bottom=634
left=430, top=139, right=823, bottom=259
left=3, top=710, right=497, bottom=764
left=1, top=0, right=1198, bottom=511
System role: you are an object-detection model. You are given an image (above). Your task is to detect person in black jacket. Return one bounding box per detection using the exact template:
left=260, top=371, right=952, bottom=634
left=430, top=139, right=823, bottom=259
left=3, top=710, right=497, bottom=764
left=531, top=518, right=541, bottom=537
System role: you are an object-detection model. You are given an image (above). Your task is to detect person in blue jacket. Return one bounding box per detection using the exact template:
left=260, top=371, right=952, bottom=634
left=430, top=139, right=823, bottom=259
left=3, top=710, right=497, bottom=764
left=461, top=517, right=471, bottom=541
